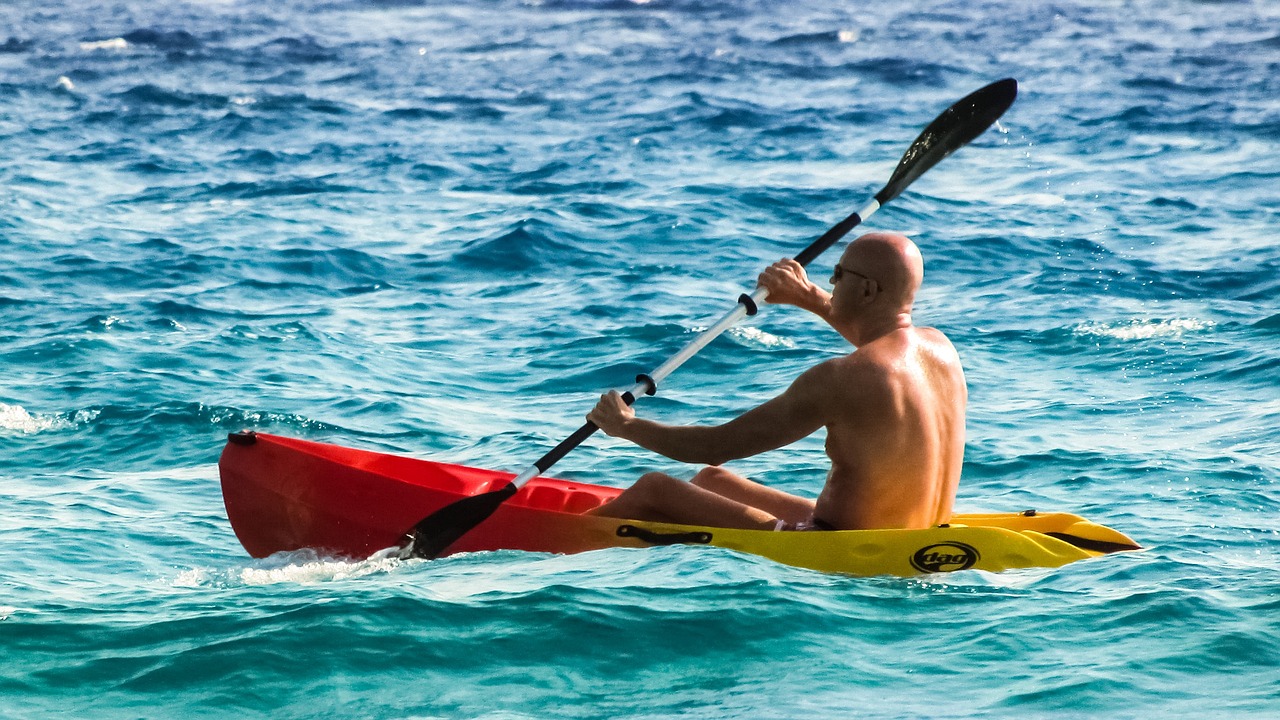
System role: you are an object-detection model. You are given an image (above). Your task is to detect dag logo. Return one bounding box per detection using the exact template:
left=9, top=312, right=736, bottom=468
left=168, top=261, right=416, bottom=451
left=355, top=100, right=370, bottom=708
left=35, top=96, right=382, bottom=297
left=910, top=541, right=979, bottom=573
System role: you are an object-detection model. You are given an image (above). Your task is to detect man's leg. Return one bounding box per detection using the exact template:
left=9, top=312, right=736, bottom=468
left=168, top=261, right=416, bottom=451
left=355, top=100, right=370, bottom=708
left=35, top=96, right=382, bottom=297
left=690, top=466, right=816, bottom=525
left=586, top=471, right=779, bottom=530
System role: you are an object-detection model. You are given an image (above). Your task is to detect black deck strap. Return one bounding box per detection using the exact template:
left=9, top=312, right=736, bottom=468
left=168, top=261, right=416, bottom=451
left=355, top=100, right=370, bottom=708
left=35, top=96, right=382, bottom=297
left=617, top=524, right=713, bottom=546
left=635, top=374, right=657, bottom=396
left=737, top=293, right=758, bottom=316
left=228, top=431, right=258, bottom=446
left=1045, top=532, right=1142, bottom=554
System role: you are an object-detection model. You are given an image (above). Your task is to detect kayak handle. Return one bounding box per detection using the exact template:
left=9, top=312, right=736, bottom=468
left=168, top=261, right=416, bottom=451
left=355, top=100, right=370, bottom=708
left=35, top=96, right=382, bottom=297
left=617, top=525, right=713, bottom=546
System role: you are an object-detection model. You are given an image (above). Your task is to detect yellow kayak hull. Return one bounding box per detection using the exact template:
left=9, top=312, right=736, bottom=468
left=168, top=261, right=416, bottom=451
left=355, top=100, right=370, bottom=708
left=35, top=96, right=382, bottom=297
left=611, top=512, right=1140, bottom=576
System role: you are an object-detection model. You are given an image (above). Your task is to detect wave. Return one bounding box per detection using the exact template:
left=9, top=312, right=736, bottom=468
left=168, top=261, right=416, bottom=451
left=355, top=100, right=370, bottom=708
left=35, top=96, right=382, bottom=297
left=175, top=548, right=407, bottom=589
left=451, top=219, right=603, bottom=273
left=78, top=37, right=130, bottom=52
left=726, top=325, right=795, bottom=349
left=122, top=28, right=201, bottom=51
left=119, top=176, right=372, bottom=204
left=253, top=36, right=340, bottom=64
left=207, top=176, right=370, bottom=200
left=845, top=57, right=956, bottom=87
left=0, top=403, right=77, bottom=434
left=769, top=30, right=860, bottom=46
left=1, top=37, right=34, bottom=53
left=114, top=83, right=227, bottom=109
left=0, top=401, right=341, bottom=459
left=1071, top=318, right=1215, bottom=341
left=242, top=93, right=350, bottom=115
left=396, top=94, right=508, bottom=121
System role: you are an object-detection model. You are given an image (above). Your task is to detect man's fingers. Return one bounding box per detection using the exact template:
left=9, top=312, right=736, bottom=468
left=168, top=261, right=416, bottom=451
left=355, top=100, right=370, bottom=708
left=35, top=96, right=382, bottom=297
left=589, top=391, right=625, bottom=428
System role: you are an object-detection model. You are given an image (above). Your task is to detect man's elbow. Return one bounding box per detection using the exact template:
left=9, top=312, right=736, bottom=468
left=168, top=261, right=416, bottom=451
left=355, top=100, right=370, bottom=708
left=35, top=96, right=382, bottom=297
left=677, top=448, right=734, bottom=467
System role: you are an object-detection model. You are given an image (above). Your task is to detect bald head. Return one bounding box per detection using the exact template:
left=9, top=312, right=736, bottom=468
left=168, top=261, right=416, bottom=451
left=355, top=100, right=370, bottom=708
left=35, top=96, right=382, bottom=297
left=841, top=232, right=923, bottom=311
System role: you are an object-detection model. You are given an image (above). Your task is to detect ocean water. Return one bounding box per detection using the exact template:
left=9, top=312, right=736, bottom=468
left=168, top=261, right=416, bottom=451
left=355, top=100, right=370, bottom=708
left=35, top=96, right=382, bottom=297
left=2, top=0, right=1278, bottom=717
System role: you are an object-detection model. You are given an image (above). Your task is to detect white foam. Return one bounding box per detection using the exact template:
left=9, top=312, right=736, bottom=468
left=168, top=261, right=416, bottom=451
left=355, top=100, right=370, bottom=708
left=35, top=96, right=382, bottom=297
left=1073, top=318, right=1213, bottom=341
left=728, top=326, right=796, bottom=349
left=732, top=326, right=796, bottom=349
left=0, top=404, right=72, bottom=434
left=990, top=192, right=1066, bottom=207
left=172, top=568, right=210, bottom=588
left=245, top=553, right=407, bottom=586
left=176, top=549, right=407, bottom=588
left=80, top=38, right=129, bottom=52
left=0, top=606, right=16, bottom=621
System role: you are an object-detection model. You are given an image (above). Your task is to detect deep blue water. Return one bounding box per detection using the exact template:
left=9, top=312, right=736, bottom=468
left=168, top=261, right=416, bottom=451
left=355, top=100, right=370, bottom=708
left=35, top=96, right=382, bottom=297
left=2, top=0, right=1278, bottom=717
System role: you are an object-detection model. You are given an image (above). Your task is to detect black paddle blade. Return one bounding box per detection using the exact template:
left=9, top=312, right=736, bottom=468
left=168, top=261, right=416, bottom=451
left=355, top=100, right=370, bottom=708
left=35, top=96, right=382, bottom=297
left=876, top=78, right=1018, bottom=206
left=405, top=482, right=518, bottom=559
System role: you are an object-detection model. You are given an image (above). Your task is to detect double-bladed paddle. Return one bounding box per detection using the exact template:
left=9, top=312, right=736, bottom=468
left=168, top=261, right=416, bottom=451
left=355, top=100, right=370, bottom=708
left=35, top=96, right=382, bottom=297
left=404, top=77, right=1018, bottom=559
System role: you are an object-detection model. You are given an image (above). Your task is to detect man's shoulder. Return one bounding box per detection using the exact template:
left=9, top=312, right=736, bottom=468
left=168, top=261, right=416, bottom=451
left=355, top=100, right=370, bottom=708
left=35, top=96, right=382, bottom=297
left=911, top=325, right=963, bottom=366
left=913, top=325, right=956, bottom=347
left=803, top=352, right=895, bottom=397
left=834, top=327, right=959, bottom=375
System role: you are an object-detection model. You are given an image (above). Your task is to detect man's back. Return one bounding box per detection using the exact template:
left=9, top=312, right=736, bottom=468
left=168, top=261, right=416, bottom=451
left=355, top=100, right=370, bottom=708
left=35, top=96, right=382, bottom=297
left=811, top=325, right=967, bottom=530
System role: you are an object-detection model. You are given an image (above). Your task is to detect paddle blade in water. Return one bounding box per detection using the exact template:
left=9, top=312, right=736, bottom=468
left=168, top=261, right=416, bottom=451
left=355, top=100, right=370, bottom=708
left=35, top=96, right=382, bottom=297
left=876, top=78, right=1018, bottom=206
left=406, top=482, right=518, bottom=559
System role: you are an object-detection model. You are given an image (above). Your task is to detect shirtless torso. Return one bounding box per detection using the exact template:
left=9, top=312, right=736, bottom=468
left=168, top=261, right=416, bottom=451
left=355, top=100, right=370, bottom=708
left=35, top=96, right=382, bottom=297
left=808, top=326, right=966, bottom=529
left=586, top=232, right=967, bottom=531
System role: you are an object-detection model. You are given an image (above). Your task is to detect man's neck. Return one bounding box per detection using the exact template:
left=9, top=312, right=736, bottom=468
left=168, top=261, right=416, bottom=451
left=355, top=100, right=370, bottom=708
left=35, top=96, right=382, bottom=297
left=846, top=312, right=913, bottom=347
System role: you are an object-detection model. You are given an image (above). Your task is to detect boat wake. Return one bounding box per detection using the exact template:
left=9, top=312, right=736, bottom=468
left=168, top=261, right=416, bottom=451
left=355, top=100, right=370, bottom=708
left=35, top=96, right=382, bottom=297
left=174, top=549, right=408, bottom=588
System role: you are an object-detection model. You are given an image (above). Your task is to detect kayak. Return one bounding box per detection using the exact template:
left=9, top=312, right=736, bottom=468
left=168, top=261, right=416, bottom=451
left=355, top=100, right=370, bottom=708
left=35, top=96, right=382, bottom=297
left=218, top=432, right=1141, bottom=576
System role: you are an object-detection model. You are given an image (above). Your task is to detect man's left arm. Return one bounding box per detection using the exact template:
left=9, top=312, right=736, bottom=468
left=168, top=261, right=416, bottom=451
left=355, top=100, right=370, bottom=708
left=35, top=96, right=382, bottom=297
left=588, top=363, right=833, bottom=465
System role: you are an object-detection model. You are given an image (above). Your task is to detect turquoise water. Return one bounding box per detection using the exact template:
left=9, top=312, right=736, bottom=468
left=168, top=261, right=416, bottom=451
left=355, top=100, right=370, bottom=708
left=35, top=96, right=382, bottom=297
left=2, top=0, right=1278, bottom=717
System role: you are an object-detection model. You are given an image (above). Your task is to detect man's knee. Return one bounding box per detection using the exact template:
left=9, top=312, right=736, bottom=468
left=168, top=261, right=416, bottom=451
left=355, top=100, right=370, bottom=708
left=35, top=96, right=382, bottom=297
left=633, top=471, right=679, bottom=496
left=691, top=466, right=735, bottom=491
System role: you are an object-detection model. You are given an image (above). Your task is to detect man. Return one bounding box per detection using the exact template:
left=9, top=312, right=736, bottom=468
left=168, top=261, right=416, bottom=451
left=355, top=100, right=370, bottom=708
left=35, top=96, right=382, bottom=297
left=584, top=231, right=966, bottom=531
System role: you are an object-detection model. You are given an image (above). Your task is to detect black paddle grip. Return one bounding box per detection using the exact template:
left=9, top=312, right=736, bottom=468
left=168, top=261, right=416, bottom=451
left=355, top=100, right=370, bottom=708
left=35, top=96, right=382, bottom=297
left=792, top=211, right=863, bottom=267
left=533, top=390, right=637, bottom=473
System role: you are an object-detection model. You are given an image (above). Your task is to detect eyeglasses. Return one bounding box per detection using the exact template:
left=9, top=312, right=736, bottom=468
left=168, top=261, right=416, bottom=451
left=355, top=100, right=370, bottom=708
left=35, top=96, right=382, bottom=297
left=832, top=263, right=872, bottom=284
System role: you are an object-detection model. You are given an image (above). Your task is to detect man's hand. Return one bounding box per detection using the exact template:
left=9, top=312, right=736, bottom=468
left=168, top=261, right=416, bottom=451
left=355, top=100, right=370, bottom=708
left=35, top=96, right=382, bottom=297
left=757, top=259, right=830, bottom=315
left=588, top=390, right=635, bottom=438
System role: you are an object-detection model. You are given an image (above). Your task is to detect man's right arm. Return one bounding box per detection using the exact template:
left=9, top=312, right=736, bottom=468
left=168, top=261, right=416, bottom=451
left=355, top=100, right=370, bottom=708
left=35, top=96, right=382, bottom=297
left=757, top=259, right=834, bottom=323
